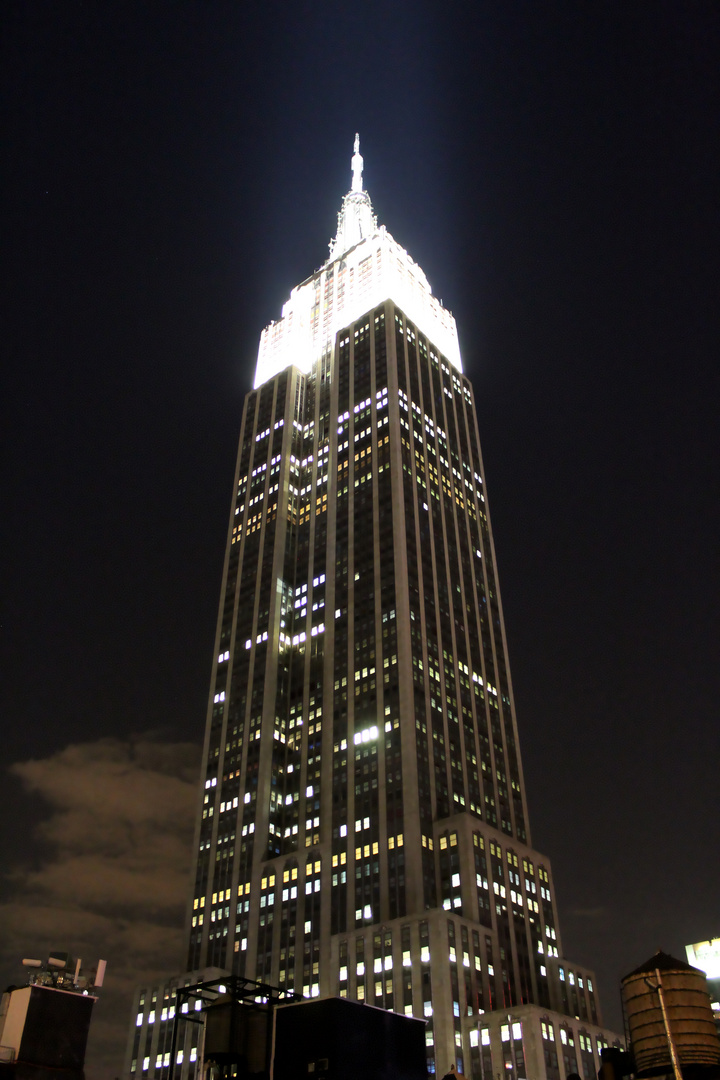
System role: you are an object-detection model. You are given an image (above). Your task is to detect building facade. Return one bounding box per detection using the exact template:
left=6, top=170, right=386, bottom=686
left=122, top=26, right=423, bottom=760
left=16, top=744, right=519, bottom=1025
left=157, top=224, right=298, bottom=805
left=126, top=139, right=622, bottom=1079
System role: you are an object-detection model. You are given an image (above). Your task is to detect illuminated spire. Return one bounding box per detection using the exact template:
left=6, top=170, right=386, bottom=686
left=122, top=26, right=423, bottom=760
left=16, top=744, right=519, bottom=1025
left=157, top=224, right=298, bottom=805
left=351, top=133, right=363, bottom=192
left=328, top=134, right=377, bottom=260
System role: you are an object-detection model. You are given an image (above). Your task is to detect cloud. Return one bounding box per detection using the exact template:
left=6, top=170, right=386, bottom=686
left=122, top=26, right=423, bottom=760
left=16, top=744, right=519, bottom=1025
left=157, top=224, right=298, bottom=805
left=0, top=737, right=201, bottom=1080
left=567, top=907, right=608, bottom=920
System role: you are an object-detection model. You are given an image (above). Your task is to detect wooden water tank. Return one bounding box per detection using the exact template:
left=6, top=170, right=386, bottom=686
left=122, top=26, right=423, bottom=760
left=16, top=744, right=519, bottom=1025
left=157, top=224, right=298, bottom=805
left=621, top=951, right=720, bottom=1076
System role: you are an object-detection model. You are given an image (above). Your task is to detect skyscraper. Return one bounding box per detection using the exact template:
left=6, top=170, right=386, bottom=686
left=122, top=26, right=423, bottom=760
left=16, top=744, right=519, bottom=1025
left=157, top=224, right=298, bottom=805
left=126, top=138, right=622, bottom=1080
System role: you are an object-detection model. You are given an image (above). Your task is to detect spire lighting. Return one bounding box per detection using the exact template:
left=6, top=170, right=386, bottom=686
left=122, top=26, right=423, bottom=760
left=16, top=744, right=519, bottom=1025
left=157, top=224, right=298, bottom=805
left=351, top=133, right=363, bottom=192
left=253, top=137, right=461, bottom=387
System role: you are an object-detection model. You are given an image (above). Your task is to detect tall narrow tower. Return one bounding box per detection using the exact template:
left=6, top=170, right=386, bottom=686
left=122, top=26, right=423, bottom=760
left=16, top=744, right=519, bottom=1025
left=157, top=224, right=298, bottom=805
left=127, top=140, right=622, bottom=1080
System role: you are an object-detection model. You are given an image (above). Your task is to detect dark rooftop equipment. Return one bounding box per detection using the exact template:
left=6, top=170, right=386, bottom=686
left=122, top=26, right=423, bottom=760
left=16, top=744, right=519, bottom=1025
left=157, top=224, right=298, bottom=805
left=271, top=997, right=427, bottom=1080
left=0, top=984, right=95, bottom=1077
left=0, top=951, right=105, bottom=1080
left=169, top=975, right=300, bottom=1080
left=169, top=977, right=425, bottom=1080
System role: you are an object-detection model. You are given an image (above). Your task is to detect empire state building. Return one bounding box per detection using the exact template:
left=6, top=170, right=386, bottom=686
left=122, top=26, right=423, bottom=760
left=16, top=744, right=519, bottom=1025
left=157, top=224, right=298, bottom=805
left=126, top=139, right=621, bottom=1080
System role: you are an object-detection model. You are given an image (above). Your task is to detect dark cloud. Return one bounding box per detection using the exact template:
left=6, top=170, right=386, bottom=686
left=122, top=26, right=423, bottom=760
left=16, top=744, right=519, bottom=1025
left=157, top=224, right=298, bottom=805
left=1, top=738, right=201, bottom=1080
left=568, top=908, right=607, bottom=921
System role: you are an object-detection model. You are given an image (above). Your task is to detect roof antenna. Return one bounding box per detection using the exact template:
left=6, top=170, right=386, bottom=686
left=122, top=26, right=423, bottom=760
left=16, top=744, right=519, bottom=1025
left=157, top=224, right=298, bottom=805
left=351, top=133, right=363, bottom=193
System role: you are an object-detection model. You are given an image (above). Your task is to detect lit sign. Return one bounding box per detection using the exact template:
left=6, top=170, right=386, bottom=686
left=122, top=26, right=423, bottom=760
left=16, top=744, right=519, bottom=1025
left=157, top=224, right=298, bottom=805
left=686, top=939, right=720, bottom=980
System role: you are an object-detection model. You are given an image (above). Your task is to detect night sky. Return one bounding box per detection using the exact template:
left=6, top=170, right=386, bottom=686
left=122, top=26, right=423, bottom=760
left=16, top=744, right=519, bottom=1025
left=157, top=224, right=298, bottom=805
left=2, top=3, right=719, bottom=1076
